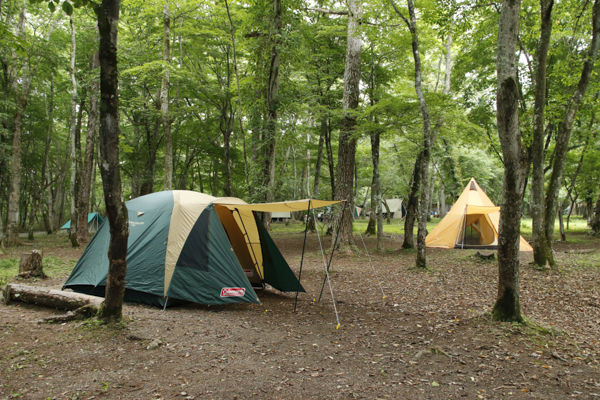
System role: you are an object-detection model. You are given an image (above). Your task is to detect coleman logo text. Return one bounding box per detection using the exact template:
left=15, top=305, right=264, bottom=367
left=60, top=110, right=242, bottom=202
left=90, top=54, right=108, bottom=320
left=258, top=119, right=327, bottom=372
left=220, top=287, right=245, bottom=297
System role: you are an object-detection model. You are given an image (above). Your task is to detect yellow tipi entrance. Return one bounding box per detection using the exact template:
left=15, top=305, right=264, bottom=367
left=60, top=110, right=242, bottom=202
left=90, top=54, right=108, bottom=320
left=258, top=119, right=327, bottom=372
left=426, top=178, right=533, bottom=251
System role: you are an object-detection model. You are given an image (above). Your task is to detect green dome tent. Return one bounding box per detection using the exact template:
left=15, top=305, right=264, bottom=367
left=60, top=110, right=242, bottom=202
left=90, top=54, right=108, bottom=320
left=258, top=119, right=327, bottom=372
left=63, top=191, right=314, bottom=307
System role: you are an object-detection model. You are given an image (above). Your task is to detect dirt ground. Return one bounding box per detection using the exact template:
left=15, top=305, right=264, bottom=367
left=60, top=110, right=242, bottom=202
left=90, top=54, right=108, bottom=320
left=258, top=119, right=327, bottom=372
left=1, top=228, right=599, bottom=400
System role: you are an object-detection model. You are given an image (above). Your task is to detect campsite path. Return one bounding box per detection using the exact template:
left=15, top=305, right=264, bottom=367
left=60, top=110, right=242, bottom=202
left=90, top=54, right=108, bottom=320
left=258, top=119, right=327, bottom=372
left=1, top=228, right=599, bottom=399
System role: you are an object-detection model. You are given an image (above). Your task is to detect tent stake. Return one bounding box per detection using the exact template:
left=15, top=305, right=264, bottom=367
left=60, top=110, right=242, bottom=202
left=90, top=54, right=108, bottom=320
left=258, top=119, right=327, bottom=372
left=294, top=199, right=312, bottom=312
left=318, top=202, right=347, bottom=302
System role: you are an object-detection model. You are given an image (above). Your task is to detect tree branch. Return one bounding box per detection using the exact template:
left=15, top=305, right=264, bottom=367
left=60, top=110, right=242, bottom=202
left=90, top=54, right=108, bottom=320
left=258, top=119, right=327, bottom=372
left=305, top=7, right=348, bottom=15
left=389, top=0, right=411, bottom=30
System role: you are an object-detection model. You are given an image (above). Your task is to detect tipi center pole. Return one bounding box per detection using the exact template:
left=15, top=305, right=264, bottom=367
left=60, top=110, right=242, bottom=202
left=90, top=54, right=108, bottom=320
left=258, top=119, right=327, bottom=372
left=318, top=202, right=347, bottom=302
left=294, top=199, right=312, bottom=312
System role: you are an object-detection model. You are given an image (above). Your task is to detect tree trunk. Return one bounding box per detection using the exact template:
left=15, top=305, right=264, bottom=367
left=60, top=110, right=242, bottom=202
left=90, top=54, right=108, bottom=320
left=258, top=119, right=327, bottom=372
left=366, top=130, right=380, bottom=239
left=6, top=94, right=25, bottom=245
left=590, top=191, right=600, bottom=235
left=0, top=210, right=4, bottom=251
left=325, top=119, right=335, bottom=199
left=530, top=0, right=554, bottom=267
left=43, top=73, right=55, bottom=234
left=78, top=51, right=100, bottom=245
left=391, top=0, right=432, bottom=268
left=543, top=0, right=600, bottom=265
left=566, top=192, right=577, bottom=230
left=402, top=153, right=421, bottom=249
left=96, top=0, right=129, bottom=321
left=225, top=0, right=249, bottom=187
left=53, top=150, right=70, bottom=231
left=4, top=9, right=26, bottom=246
left=427, top=171, right=435, bottom=222
left=68, top=16, right=80, bottom=249
left=162, top=3, right=173, bottom=191
left=558, top=138, right=588, bottom=240
left=306, top=118, right=326, bottom=233
left=440, top=181, right=446, bottom=218
left=376, top=176, right=383, bottom=251
left=260, top=0, right=282, bottom=229
left=223, top=126, right=234, bottom=196
left=493, top=0, right=525, bottom=323
left=27, top=192, right=39, bottom=241
left=332, top=0, right=362, bottom=249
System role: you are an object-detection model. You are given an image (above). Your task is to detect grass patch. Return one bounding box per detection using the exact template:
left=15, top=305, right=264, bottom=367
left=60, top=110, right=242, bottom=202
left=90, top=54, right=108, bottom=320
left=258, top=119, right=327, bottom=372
left=43, top=256, right=77, bottom=278
left=520, top=216, right=590, bottom=237
left=0, top=258, right=19, bottom=287
left=0, top=256, right=75, bottom=287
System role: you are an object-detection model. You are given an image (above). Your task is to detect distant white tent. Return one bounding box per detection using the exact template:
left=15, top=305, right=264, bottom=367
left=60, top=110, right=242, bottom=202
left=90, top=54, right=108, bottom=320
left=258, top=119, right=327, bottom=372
left=271, top=211, right=291, bottom=221
left=354, top=206, right=363, bottom=218
left=383, top=199, right=406, bottom=219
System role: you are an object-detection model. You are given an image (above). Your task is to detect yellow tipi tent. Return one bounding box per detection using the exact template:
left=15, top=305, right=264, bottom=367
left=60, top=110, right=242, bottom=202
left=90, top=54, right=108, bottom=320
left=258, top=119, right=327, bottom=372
left=426, top=178, right=533, bottom=251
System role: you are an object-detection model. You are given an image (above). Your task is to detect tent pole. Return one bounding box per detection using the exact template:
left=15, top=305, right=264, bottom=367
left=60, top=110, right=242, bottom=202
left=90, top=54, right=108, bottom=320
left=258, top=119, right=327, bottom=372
left=233, top=208, right=263, bottom=282
left=318, top=202, right=347, bottom=302
left=461, top=206, right=467, bottom=249
left=163, top=297, right=168, bottom=311
left=294, top=199, right=312, bottom=312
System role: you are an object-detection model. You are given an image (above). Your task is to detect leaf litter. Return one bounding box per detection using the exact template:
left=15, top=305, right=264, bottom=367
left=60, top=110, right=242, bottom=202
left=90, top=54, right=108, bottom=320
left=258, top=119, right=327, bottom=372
left=0, top=230, right=599, bottom=399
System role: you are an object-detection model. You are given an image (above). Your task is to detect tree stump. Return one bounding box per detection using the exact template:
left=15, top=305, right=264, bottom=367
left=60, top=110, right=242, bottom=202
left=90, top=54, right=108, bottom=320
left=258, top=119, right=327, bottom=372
left=18, top=250, right=45, bottom=278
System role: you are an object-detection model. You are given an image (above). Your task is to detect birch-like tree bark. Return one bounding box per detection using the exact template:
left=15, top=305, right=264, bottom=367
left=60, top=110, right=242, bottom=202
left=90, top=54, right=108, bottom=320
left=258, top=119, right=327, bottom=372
left=530, top=0, right=554, bottom=267
left=7, top=8, right=58, bottom=243
left=77, top=51, right=100, bottom=245
left=96, top=0, right=129, bottom=320
left=332, top=0, right=362, bottom=248
left=42, top=73, right=55, bottom=234
left=162, top=3, right=173, bottom=191
left=494, top=0, right=526, bottom=322
left=306, top=118, right=326, bottom=233
left=542, top=0, right=600, bottom=265
left=68, top=16, right=81, bottom=248
left=225, top=0, right=249, bottom=186
left=401, top=32, right=451, bottom=249
left=402, top=154, right=421, bottom=249
left=5, top=9, right=26, bottom=245
left=260, top=0, right=282, bottom=229
left=391, top=0, right=432, bottom=268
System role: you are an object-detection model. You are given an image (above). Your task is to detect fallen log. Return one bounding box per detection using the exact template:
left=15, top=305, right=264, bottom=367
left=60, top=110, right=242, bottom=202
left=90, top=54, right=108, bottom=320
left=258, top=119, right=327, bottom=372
left=2, top=284, right=103, bottom=311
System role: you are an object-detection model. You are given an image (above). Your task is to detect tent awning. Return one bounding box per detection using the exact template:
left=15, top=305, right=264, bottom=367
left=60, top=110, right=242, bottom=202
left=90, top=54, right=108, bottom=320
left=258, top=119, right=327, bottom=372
left=465, top=206, right=501, bottom=215
left=215, top=199, right=343, bottom=212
